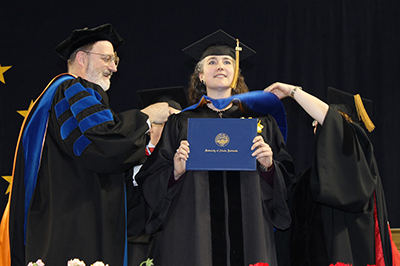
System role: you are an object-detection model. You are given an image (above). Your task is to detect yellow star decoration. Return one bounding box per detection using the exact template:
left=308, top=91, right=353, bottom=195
left=2, top=176, right=12, bottom=195
left=17, top=100, right=34, bottom=117
left=2, top=101, right=36, bottom=195
left=0, top=63, right=12, bottom=84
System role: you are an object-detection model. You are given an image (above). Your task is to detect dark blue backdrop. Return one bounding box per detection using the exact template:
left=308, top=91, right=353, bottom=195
left=1, top=0, right=399, bottom=226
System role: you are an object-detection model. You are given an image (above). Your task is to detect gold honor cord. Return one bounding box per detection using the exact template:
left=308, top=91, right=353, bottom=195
left=354, top=94, right=375, bottom=132
left=230, top=39, right=242, bottom=90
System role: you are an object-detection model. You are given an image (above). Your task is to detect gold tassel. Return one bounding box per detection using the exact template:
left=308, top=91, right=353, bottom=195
left=354, top=94, right=375, bottom=132
left=230, top=39, right=242, bottom=90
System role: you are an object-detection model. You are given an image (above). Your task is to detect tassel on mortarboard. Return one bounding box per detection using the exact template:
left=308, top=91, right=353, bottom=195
left=230, top=39, right=242, bottom=90
left=328, top=87, right=375, bottom=133
left=354, top=94, right=375, bottom=132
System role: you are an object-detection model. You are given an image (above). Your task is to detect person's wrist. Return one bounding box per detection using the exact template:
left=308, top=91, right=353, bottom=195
left=259, top=162, right=273, bottom=172
left=290, top=86, right=302, bottom=98
left=174, top=170, right=184, bottom=180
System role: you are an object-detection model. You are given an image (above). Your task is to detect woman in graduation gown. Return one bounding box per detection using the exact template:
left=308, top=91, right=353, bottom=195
left=136, top=30, right=295, bottom=266
left=265, top=82, right=400, bottom=266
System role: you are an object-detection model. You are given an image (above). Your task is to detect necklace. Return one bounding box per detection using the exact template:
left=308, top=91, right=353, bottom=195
left=206, top=102, right=232, bottom=118
left=215, top=109, right=224, bottom=118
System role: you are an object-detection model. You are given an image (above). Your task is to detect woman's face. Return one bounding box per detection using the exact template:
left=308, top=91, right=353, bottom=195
left=199, top=55, right=235, bottom=92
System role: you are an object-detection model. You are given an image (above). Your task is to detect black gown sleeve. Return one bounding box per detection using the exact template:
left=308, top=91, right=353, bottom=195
left=136, top=113, right=184, bottom=233
left=258, top=114, right=295, bottom=229
left=310, top=107, right=377, bottom=212
left=49, top=77, right=149, bottom=174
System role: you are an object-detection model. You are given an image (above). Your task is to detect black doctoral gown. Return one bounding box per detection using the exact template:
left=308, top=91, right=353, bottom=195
left=136, top=104, right=295, bottom=266
left=290, top=107, right=396, bottom=266
left=7, top=75, right=149, bottom=266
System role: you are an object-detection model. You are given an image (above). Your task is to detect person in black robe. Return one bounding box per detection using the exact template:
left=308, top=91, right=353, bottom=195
left=127, top=87, right=186, bottom=266
left=266, top=82, right=400, bottom=266
left=136, top=30, right=295, bottom=266
left=0, top=24, right=171, bottom=266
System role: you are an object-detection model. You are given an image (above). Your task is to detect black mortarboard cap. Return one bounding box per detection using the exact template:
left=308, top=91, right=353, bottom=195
left=182, top=29, right=256, bottom=61
left=328, top=86, right=375, bottom=132
left=55, top=23, right=124, bottom=60
left=137, top=86, right=188, bottom=110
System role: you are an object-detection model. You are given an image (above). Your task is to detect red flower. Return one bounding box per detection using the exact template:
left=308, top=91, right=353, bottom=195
left=249, top=263, right=269, bottom=266
left=329, top=263, right=352, bottom=266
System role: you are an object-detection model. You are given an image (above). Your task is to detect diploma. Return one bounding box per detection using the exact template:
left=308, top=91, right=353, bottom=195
left=186, top=118, right=257, bottom=171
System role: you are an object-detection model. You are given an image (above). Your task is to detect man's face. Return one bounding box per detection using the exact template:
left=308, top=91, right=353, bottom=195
left=84, top=41, right=117, bottom=91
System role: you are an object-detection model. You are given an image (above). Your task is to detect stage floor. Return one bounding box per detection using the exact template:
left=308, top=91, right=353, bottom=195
left=392, top=228, right=400, bottom=251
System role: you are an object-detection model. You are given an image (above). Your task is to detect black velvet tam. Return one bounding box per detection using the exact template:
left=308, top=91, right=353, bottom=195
left=54, top=23, right=124, bottom=60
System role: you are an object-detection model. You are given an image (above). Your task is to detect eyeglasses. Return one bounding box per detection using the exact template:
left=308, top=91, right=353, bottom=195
left=83, top=51, right=120, bottom=67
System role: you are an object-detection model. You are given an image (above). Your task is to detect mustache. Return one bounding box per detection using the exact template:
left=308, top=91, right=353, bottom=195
left=103, top=70, right=112, bottom=77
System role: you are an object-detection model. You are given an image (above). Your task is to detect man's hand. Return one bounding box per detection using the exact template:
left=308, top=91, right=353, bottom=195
left=141, top=102, right=170, bottom=124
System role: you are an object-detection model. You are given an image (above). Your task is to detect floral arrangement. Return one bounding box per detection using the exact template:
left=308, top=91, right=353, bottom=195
left=27, top=258, right=275, bottom=266
left=67, top=259, right=87, bottom=266
left=27, top=258, right=377, bottom=266
left=139, top=258, right=154, bottom=266
left=27, top=258, right=109, bottom=266
left=329, top=263, right=375, bottom=266
left=27, top=259, right=44, bottom=266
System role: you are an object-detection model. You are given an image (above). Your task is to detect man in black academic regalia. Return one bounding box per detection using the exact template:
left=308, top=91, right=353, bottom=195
left=0, top=24, right=171, bottom=266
